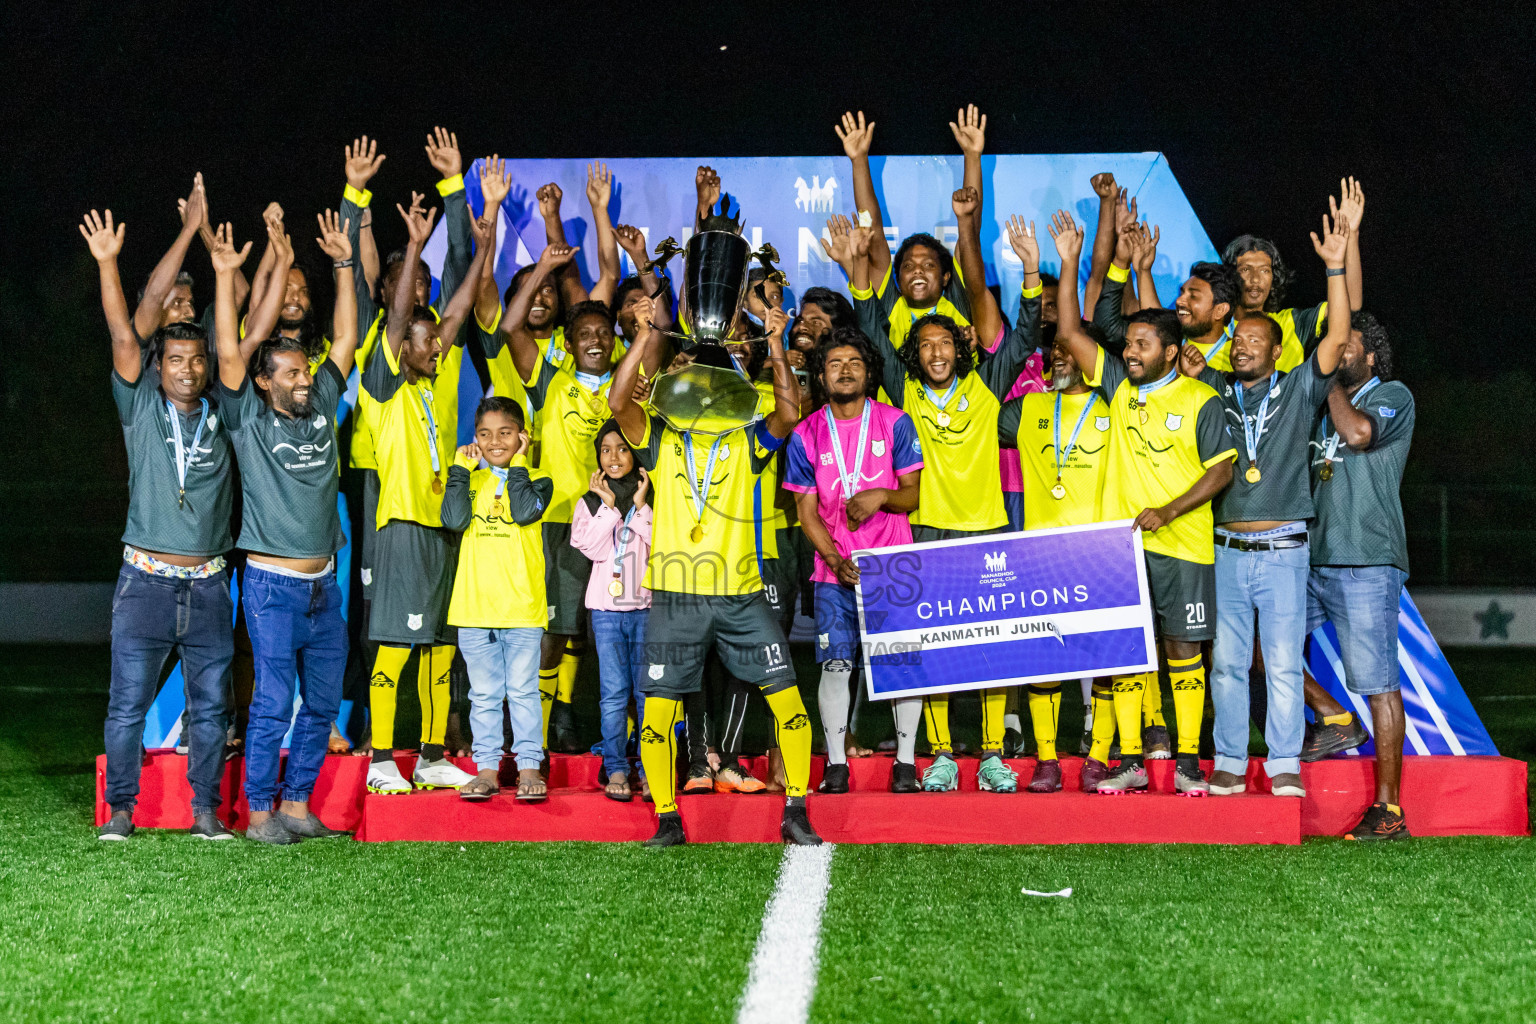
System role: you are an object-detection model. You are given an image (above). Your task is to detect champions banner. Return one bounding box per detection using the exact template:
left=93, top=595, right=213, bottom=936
left=853, top=521, right=1158, bottom=700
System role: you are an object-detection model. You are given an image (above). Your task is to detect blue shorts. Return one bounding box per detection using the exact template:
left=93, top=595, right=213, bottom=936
left=1305, top=565, right=1407, bottom=696
left=813, top=581, right=861, bottom=664
left=1003, top=491, right=1025, bottom=532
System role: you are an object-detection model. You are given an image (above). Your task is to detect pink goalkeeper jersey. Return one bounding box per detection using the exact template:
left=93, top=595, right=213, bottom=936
left=1000, top=348, right=1048, bottom=493
left=783, top=399, right=923, bottom=584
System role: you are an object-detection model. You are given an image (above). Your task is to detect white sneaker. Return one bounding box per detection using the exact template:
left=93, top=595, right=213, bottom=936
left=366, top=761, right=413, bottom=795
left=413, top=757, right=475, bottom=790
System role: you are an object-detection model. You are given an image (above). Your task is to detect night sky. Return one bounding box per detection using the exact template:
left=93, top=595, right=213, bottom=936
left=2, top=3, right=1532, bottom=578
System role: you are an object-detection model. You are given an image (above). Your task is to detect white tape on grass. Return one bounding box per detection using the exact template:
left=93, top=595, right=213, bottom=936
left=737, top=843, right=835, bottom=1024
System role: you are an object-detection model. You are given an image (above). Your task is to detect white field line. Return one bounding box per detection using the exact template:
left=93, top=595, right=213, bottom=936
left=737, top=843, right=836, bottom=1024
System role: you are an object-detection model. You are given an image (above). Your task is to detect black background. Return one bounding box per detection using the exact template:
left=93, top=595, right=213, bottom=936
left=2, top=3, right=1532, bottom=580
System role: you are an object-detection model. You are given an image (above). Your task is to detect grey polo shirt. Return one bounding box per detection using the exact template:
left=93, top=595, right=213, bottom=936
left=1308, top=379, right=1415, bottom=573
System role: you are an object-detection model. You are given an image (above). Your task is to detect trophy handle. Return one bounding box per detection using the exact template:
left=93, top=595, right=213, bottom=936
left=642, top=236, right=685, bottom=276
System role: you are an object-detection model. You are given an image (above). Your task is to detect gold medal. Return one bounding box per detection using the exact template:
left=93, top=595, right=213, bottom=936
left=1319, top=463, right=1334, bottom=481
left=1245, top=466, right=1261, bottom=484
left=490, top=500, right=504, bottom=517
left=431, top=476, right=444, bottom=494
left=1138, top=407, right=1149, bottom=424
left=1051, top=482, right=1066, bottom=500
left=608, top=577, right=624, bottom=598
left=936, top=412, right=951, bottom=427
left=690, top=524, right=704, bottom=543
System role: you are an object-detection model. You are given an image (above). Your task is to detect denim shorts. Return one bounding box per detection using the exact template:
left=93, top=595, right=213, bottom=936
left=1305, top=565, right=1407, bottom=696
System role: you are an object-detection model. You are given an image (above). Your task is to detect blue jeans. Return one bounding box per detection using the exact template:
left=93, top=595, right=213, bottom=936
left=458, top=626, right=543, bottom=771
left=1306, top=565, right=1407, bottom=696
left=591, top=609, right=649, bottom=779
left=1212, top=541, right=1310, bottom=778
left=105, top=564, right=233, bottom=814
left=242, top=563, right=348, bottom=810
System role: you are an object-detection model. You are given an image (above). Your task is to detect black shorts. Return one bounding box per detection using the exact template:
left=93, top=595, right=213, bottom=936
left=1145, top=551, right=1216, bottom=642
left=641, top=590, right=797, bottom=698
left=369, top=520, right=457, bottom=645
left=358, top=469, right=380, bottom=598
left=542, top=521, right=590, bottom=637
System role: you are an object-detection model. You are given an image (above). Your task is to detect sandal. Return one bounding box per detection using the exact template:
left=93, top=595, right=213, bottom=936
left=605, top=771, right=632, bottom=803
left=516, top=768, right=548, bottom=803
left=459, top=770, right=500, bottom=802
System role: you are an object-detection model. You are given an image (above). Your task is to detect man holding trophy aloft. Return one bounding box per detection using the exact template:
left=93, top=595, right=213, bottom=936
left=609, top=217, right=822, bottom=848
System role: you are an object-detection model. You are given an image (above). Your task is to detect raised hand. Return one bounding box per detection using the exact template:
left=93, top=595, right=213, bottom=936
left=1005, top=214, right=1040, bottom=269
left=763, top=306, right=789, bottom=340
left=79, top=209, right=125, bottom=261
left=589, top=470, right=617, bottom=508
left=849, top=221, right=876, bottom=259
left=536, top=182, right=563, bottom=222
left=1178, top=340, right=1207, bottom=378
left=586, top=162, right=612, bottom=210
left=181, top=174, right=207, bottom=233
left=538, top=243, right=580, bottom=269
left=834, top=110, right=876, bottom=160
left=424, top=126, right=462, bottom=179
left=948, top=103, right=987, bottom=157
left=1311, top=210, right=1350, bottom=267
left=614, top=224, right=648, bottom=261
left=265, top=217, right=294, bottom=264
left=263, top=201, right=285, bottom=227
left=315, top=210, right=352, bottom=261
left=694, top=166, right=720, bottom=216
left=344, top=135, right=386, bottom=190
left=210, top=222, right=253, bottom=274
left=820, top=213, right=855, bottom=265
left=397, top=191, right=438, bottom=246
left=469, top=209, right=496, bottom=250
left=1113, top=190, right=1139, bottom=236
left=634, top=467, right=650, bottom=508
left=1090, top=172, right=1118, bottom=199
left=1335, top=176, right=1365, bottom=232
left=952, top=185, right=980, bottom=220
left=1130, top=223, right=1161, bottom=272
left=1047, top=209, right=1084, bottom=266
left=479, top=155, right=511, bottom=208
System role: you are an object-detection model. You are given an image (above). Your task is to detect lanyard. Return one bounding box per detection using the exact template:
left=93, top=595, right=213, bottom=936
left=612, top=505, right=639, bottom=570
left=1238, top=370, right=1280, bottom=466
left=824, top=400, right=873, bottom=501
left=489, top=465, right=507, bottom=499
left=1205, top=321, right=1235, bottom=363
left=417, top=385, right=441, bottom=475
left=1053, top=391, right=1097, bottom=481
left=922, top=376, right=960, bottom=410
left=908, top=305, right=938, bottom=324
left=574, top=370, right=612, bottom=391
left=681, top=431, right=724, bottom=529
left=166, top=398, right=209, bottom=506
left=1135, top=367, right=1177, bottom=405
left=1322, top=376, right=1381, bottom=463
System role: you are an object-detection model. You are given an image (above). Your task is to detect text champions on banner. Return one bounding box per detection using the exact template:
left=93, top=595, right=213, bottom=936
left=852, top=521, right=1158, bottom=701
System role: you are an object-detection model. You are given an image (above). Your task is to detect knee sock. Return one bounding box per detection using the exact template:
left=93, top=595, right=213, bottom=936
left=1003, top=686, right=1022, bottom=735
left=1168, top=654, right=1206, bottom=756
left=817, top=659, right=853, bottom=766
left=682, top=689, right=710, bottom=764
left=979, top=688, right=1006, bottom=755
left=1087, top=681, right=1117, bottom=763
left=718, top=676, right=752, bottom=768
left=923, top=695, right=952, bottom=755
left=639, top=696, right=682, bottom=814
left=1026, top=682, right=1062, bottom=761
left=556, top=637, right=581, bottom=704
left=1143, top=670, right=1167, bottom=728
left=417, top=644, right=454, bottom=758
left=368, top=644, right=412, bottom=761
left=1111, top=673, right=1146, bottom=761
left=538, top=668, right=559, bottom=747
left=892, top=697, right=921, bottom=763
left=764, top=688, right=812, bottom=799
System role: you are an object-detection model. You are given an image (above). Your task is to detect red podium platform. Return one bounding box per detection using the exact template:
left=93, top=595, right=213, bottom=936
left=94, top=751, right=1527, bottom=842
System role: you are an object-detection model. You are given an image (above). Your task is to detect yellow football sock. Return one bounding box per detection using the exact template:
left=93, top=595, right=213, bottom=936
left=979, top=687, right=1006, bottom=753
left=639, top=696, right=682, bottom=814
left=556, top=638, right=582, bottom=704
left=923, top=695, right=953, bottom=755
left=1110, top=673, right=1145, bottom=755
left=1168, top=655, right=1205, bottom=755
left=1026, top=683, right=1062, bottom=761
left=1322, top=711, right=1352, bottom=726
left=538, top=668, right=559, bottom=747
left=764, top=688, right=812, bottom=798
left=417, top=644, right=454, bottom=746
left=368, top=644, right=412, bottom=751
left=1142, top=670, right=1167, bottom=728
left=1088, top=682, right=1117, bottom=763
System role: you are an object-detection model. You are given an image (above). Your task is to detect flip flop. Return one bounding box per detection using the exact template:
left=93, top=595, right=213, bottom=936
left=459, top=774, right=499, bottom=802
left=605, top=772, right=633, bottom=803
left=516, top=770, right=548, bottom=803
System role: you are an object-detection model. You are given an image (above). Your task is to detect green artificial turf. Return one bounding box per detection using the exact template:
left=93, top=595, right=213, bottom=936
left=1, top=644, right=1532, bottom=1023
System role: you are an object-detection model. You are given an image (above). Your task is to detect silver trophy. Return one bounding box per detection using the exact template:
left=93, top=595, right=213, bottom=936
left=644, top=204, right=784, bottom=436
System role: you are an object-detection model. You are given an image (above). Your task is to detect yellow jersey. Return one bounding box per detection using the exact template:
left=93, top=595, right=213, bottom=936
left=443, top=454, right=552, bottom=628
left=361, top=325, right=465, bottom=529
left=524, top=346, right=613, bottom=525
left=1000, top=389, right=1111, bottom=530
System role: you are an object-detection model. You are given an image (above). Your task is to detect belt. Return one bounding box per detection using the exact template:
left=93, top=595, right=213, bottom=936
left=1216, top=532, right=1307, bottom=552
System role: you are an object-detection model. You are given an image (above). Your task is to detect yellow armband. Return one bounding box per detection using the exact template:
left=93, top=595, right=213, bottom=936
left=436, top=174, right=464, bottom=197
left=1107, top=263, right=1130, bottom=284
left=343, top=185, right=372, bottom=209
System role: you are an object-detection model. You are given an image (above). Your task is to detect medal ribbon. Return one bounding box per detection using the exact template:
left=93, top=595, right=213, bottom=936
left=417, top=386, right=441, bottom=475
left=574, top=370, right=612, bottom=392
left=1135, top=367, right=1178, bottom=404
left=1203, top=321, right=1235, bottom=364
left=681, top=431, right=724, bottom=533
left=489, top=465, right=508, bottom=500
left=166, top=398, right=210, bottom=497
left=1053, top=391, right=1097, bottom=480
left=921, top=376, right=960, bottom=412
left=1321, top=376, right=1381, bottom=465
left=612, top=504, right=639, bottom=575
left=824, top=399, right=873, bottom=501
left=1239, top=370, right=1280, bottom=467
